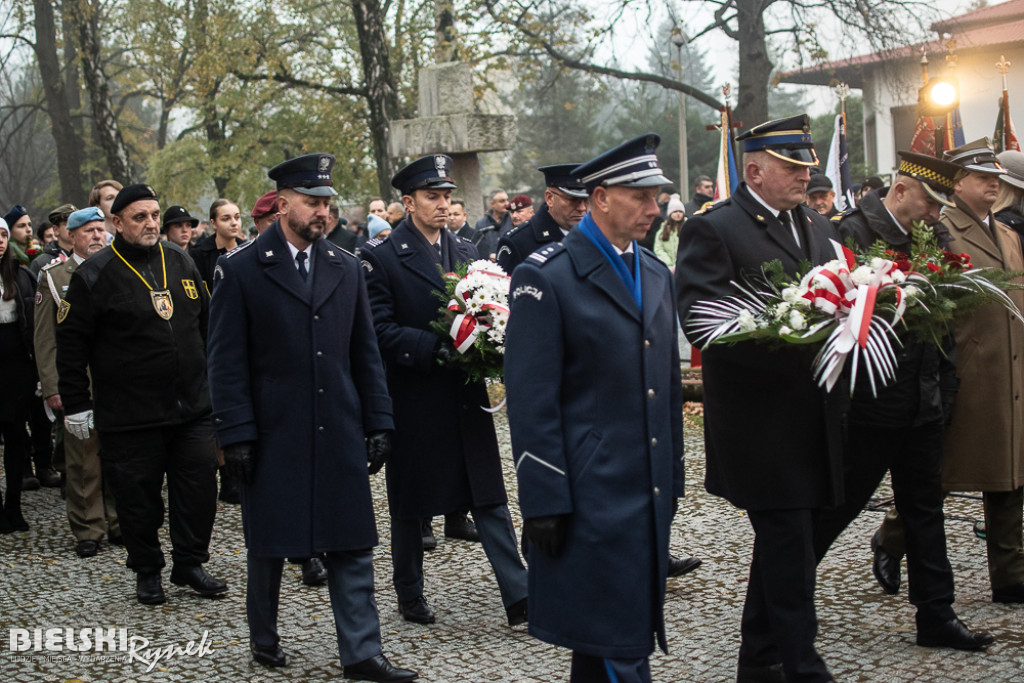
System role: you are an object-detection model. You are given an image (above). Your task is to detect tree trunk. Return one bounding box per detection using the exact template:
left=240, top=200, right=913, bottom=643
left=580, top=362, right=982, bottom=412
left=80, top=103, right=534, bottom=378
left=735, top=1, right=771, bottom=130
left=352, top=0, right=400, bottom=200
left=33, top=0, right=87, bottom=205
left=74, top=0, right=131, bottom=182
left=59, top=0, right=84, bottom=142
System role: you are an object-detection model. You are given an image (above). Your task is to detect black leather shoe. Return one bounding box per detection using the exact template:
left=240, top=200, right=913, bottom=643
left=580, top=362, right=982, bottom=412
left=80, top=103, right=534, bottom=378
left=76, top=540, right=99, bottom=558
left=398, top=596, right=436, bottom=624
left=343, top=653, right=418, bottom=682
left=21, top=475, right=40, bottom=491
left=917, top=617, right=994, bottom=650
left=108, top=534, right=124, bottom=546
left=737, top=662, right=785, bottom=683
left=136, top=572, right=166, bottom=605
left=421, top=519, right=436, bottom=551
left=505, top=597, right=527, bottom=626
left=6, top=510, right=29, bottom=532
left=170, top=565, right=228, bottom=597
left=250, top=641, right=287, bottom=667
left=38, top=468, right=62, bottom=488
left=301, top=557, right=328, bottom=586
left=444, top=513, right=480, bottom=542
left=871, top=530, right=900, bottom=595
left=668, top=554, right=702, bottom=578
left=992, top=582, right=1024, bottom=603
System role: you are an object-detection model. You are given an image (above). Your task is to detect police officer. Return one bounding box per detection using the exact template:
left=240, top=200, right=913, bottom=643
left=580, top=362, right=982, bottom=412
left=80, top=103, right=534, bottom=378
left=676, top=115, right=844, bottom=683
left=207, top=154, right=416, bottom=681
left=814, top=152, right=993, bottom=650
left=34, top=208, right=119, bottom=558
left=57, top=184, right=226, bottom=606
left=496, top=164, right=588, bottom=273
left=360, top=154, right=528, bottom=627
left=504, top=134, right=685, bottom=683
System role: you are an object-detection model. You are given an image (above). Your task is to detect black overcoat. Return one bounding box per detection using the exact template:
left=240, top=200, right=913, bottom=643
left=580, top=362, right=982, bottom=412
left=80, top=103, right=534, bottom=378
left=206, top=223, right=393, bottom=556
left=495, top=202, right=563, bottom=274
left=676, top=183, right=847, bottom=511
left=360, top=218, right=508, bottom=518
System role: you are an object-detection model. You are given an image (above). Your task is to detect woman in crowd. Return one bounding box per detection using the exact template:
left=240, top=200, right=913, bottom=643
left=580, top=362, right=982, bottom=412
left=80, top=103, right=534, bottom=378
left=3, top=206, right=39, bottom=267
left=190, top=199, right=243, bottom=295
left=0, top=218, right=38, bottom=532
left=994, top=150, right=1024, bottom=242
left=654, top=193, right=685, bottom=272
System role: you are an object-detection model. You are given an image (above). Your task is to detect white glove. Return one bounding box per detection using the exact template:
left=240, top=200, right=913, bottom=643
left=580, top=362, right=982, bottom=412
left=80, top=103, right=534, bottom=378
left=65, top=410, right=95, bottom=440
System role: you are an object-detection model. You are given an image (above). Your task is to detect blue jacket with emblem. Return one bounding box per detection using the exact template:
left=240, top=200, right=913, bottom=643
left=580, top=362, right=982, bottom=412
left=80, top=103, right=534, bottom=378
left=504, top=226, right=685, bottom=659
left=206, top=222, right=393, bottom=556
left=360, top=217, right=508, bottom=518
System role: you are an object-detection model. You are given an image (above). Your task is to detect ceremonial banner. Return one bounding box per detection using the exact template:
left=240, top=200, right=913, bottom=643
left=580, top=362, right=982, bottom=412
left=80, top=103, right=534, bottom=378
left=825, top=114, right=856, bottom=212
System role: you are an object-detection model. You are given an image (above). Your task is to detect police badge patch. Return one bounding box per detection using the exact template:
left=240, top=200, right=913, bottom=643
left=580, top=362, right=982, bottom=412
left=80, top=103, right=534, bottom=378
left=435, top=155, right=446, bottom=178
left=181, top=279, right=199, bottom=300
left=318, top=156, right=330, bottom=172
left=57, top=299, right=71, bottom=324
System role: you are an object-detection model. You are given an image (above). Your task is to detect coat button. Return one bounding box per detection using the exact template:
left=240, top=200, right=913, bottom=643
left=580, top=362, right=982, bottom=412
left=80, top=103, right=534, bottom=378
left=653, top=486, right=661, bottom=496
left=314, top=315, right=320, bottom=321
left=316, top=351, right=323, bottom=357
left=318, top=426, right=325, bottom=432
left=318, top=388, right=325, bottom=395
left=648, top=389, right=655, bottom=398
left=651, top=438, right=658, bottom=447
left=645, top=339, right=651, bottom=348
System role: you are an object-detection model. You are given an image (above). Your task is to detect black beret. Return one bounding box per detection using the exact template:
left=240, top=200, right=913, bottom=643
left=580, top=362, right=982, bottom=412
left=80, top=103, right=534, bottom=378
left=111, top=184, right=159, bottom=215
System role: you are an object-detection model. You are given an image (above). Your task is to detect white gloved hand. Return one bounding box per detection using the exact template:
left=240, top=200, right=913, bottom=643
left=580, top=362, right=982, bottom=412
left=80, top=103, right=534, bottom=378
left=64, top=410, right=95, bottom=440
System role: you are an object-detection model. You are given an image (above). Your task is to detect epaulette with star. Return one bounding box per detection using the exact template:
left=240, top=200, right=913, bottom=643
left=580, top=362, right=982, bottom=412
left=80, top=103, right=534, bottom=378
left=525, top=242, right=566, bottom=267
left=695, top=199, right=725, bottom=216
left=362, top=237, right=384, bottom=250
left=831, top=209, right=855, bottom=222
left=224, top=240, right=256, bottom=258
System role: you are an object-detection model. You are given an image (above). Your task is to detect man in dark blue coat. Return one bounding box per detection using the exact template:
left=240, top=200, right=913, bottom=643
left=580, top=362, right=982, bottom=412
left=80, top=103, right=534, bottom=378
left=676, top=115, right=846, bottom=683
left=504, top=134, right=685, bottom=683
left=207, top=154, right=416, bottom=683
left=496, top=164, right=588, bottom=274
left=360, top=154, right=528, bottom=628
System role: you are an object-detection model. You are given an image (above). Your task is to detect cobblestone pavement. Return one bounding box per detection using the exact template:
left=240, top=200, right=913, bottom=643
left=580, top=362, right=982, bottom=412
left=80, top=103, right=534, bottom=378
left=2, top=414, right=1023, bottom=682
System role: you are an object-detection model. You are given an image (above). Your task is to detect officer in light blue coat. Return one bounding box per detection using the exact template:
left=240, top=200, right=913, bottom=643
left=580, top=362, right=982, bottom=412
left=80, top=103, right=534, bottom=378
left=504, top=134, right=685, bottom=683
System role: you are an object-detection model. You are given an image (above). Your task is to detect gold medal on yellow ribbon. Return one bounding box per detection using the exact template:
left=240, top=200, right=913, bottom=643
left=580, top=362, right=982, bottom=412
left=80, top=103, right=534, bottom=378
left=112, top=242, right=174, bottom=320
left=151, top=290, right=174, bottom=320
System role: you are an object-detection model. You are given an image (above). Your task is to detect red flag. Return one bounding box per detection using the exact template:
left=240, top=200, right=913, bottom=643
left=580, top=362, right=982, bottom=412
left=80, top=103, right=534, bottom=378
left=909, top=115, right=936, bottom=157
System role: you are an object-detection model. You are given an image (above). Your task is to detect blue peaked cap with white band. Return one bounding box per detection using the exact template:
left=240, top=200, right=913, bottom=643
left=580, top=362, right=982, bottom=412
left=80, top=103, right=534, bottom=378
left=737, top=114, right=819, bottom=167
left=572, top=133, right=673, bottom=194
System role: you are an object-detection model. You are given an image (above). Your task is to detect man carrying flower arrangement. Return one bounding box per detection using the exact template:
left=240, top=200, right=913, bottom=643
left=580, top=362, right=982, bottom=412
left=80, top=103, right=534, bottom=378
left=676, top=114, right=845, bottom=683
left=873, top=139, right=1024, bottom=607
left=815, top=151, right=994, bottom=651
left=359, top=154, right=528, bottom=628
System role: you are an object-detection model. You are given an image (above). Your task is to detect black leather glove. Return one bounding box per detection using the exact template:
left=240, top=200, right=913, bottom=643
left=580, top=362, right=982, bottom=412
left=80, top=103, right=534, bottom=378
left=223, top=442, right=255, bottom=485
left=523, top=515, right=568, bottom=558
left=366, top=430, right=393, bottom=475
left=434, top=339, right=455, bottom=366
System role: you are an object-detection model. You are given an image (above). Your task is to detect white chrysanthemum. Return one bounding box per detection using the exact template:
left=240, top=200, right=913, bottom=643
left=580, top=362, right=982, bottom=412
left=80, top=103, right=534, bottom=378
left=737, top=309, right=757, bottom=332
left=870, top=257, right=887, bottom=270
left=892, top=269, right=906, bottom=284
left=775, top=301, right=791, bottom=318
left=850, top=265, right=874, bottom=285
left=779, top=325, right=793, bottom=336
left=781, top=287, right=800, bottom=303
left=788, top=309, right=807, bottom=331
left=904, top=284, right=920, bottom=298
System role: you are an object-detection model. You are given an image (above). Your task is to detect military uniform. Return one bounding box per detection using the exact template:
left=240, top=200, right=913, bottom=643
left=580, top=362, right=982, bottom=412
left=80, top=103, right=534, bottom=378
left=35, top=255, right=118, bottom=546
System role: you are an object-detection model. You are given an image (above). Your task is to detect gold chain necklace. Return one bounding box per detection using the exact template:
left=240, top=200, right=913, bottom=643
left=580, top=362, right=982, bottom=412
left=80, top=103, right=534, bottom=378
left=111, top=242, right=174, bottom=320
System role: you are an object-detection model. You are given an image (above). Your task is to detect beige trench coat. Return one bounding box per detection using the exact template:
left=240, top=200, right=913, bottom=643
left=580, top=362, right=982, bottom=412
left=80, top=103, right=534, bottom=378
left=940, top=205, right=1024, bottom=491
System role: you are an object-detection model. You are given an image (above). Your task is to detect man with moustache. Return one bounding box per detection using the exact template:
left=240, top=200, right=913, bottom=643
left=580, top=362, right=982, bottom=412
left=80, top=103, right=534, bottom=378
left=34, top=208, right=119, bottom=558
left=360, top=155, right=528, bottom=627
left=207, top=154, right=416, bottom=681
left=57, top=184, right=226, bottom=606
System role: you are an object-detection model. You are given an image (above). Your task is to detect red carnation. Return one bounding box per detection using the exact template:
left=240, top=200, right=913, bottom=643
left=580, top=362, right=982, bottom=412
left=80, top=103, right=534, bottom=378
left=927, top=263, right=941, bottom=273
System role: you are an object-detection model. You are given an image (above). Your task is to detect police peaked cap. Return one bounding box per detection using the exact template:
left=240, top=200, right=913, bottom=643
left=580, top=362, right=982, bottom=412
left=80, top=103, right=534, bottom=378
left=538, top=163, right=588, bottom=198
left=737, top=114, right=819, bottom=167
left=111, top=184, right=159, bottom=215
left=895, top=151, right=960, bottom=208
left=573, top=133, right=672, bottom=193
left=268, top=153, right=338, bottom=196
left=391, top=155, right=457, bottom=195
left=161, top=205, right=200, bottom=233
left=943, top=138, right=1006, bottom=176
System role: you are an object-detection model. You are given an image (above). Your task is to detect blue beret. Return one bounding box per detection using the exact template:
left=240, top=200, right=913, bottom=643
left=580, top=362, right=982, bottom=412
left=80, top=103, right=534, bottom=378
left=268, top=153, right=338, bottom=196
left=391, top=155, right=457, bottom=195
left=538, top=164, right=588, bottom=198
left=111, top=184, right=159, bottom=215
left=736, top=114, right=818, bottom=167
left=572, top=134, right=672, bottom=193
left=67, top=207, right=106, bottom=230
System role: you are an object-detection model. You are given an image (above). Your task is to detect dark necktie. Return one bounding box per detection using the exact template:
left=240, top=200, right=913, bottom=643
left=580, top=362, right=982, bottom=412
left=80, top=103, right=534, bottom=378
left=296, top=251, right=308, bottom=282
left=621, top=251, right=635, bottom=277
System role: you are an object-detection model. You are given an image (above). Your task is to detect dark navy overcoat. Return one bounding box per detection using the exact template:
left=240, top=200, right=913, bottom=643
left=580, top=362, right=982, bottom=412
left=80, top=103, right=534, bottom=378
left=504, top=228, right=685, bottom=659
left=206, top=222, right=393, bottom=557
left=359, top=218, right=508, bottom=519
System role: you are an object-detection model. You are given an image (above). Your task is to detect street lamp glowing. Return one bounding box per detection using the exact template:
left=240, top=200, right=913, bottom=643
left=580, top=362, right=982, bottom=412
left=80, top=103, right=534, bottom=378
left=928, top=80, right=957, bottom=108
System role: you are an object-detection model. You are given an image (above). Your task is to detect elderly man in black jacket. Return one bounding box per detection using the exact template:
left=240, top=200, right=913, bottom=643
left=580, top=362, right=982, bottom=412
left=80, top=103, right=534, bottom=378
left=815, top=152, right=993, bottom=651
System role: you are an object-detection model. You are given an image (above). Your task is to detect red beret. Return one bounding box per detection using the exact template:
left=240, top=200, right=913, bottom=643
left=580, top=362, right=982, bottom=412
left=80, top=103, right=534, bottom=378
left=509, top=194, right=533, bottom=211
left=250, top=190, right=278, bottom=218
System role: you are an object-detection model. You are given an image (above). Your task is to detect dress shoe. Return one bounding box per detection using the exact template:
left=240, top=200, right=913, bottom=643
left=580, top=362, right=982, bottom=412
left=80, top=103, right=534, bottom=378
left=108, top=534, right=124, bottom=546
left=301, top=557, right=328, bottom=586
left=5, top=510, right=28, bottom=532
left=250, top=641, right=288, bottom=667
left=136, top=572, right=166, bottom=605
left=668, top=554, right=702, bottom=578
left=992, top=582, right=1024, bottom=603
left=916, top=616, right=994, bottom=650
left=0, top=512, right=13, bottom=534
left=21, top=475, right=40, bottom=491
left=38, top=468, right=61, bottom=488
left=871, top=530, right=900, bottom=595
left=170, top=564, right=228, bottom=597
left=737, top=662, right=785, bottom=683
left=444, top=513, right=480, bottom=542
left=76, top=540, right=99, bottom=558
left=398, top=596, right=436, bottom=624
left=505, top=597, right=527, bottom=626
left=343, top=653, right=418, bottom=682
left=421, top=519, right=437, bottom=551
